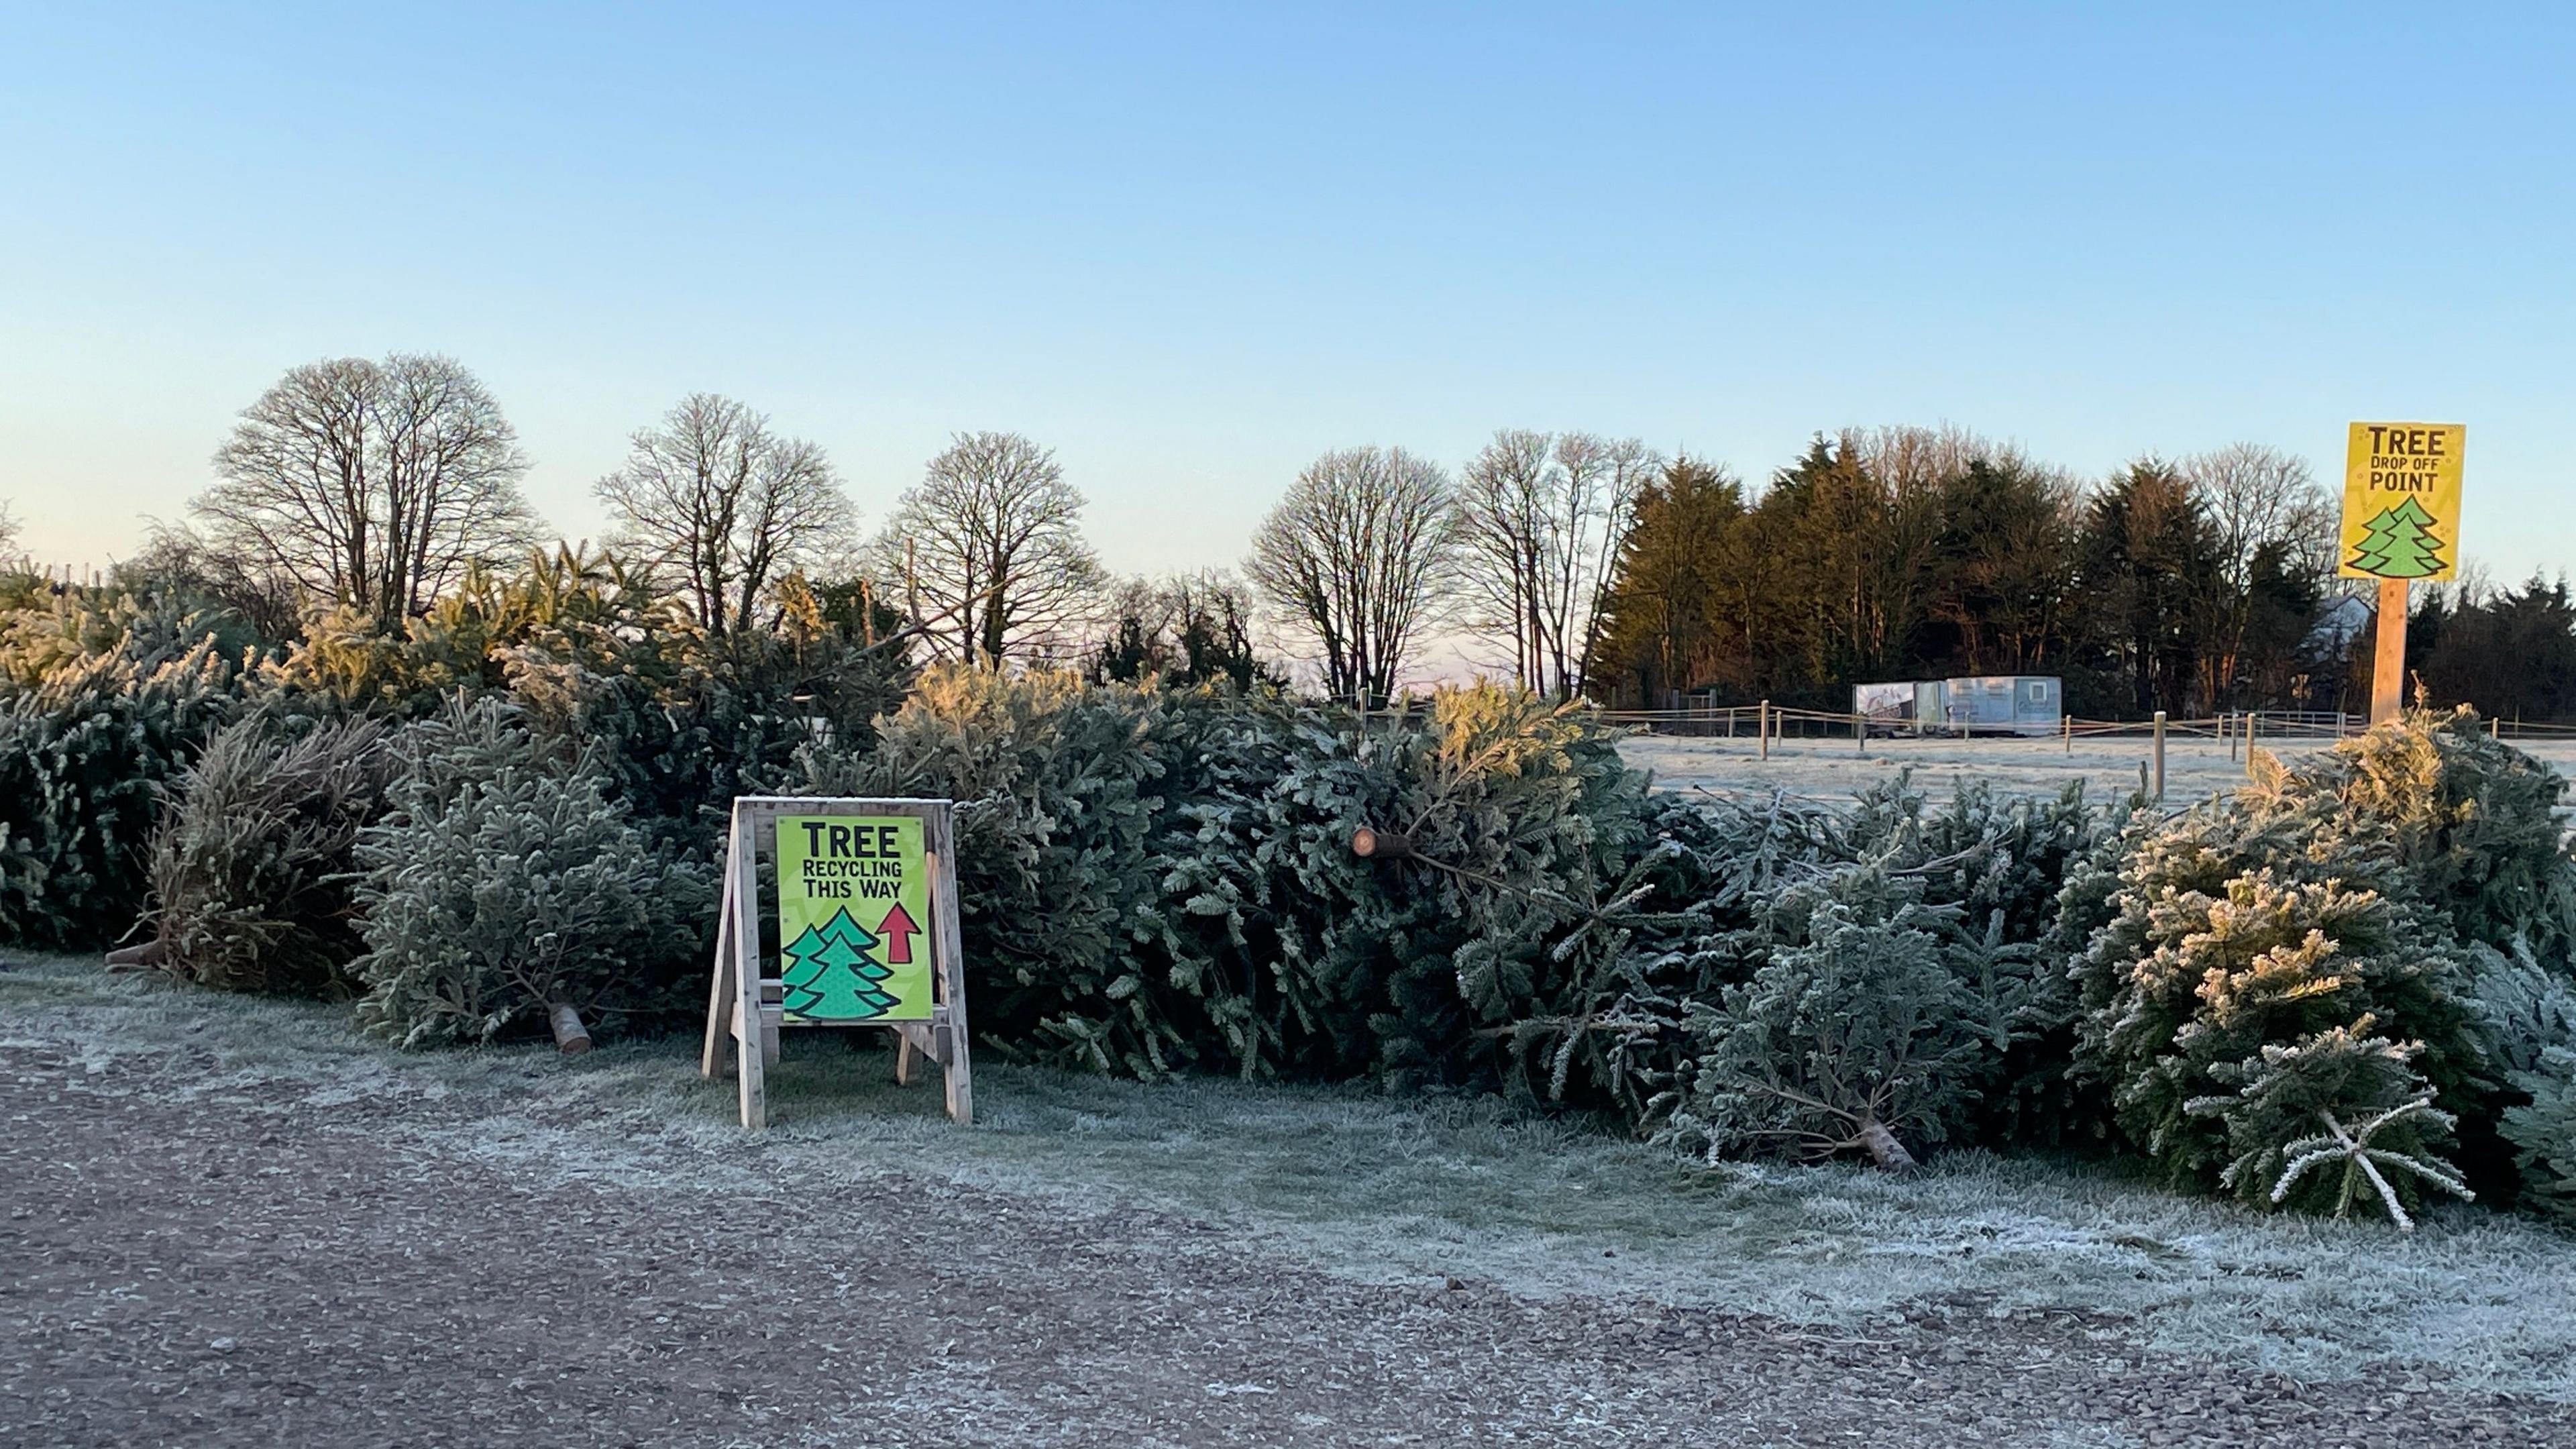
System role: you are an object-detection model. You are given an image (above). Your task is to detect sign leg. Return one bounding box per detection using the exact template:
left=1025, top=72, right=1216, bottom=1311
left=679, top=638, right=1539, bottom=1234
left=731, top=810, right=767, bottom=1130
left=699, top=857, right=739, bottom=1079
left=928, top=810, right=973, bottom=1126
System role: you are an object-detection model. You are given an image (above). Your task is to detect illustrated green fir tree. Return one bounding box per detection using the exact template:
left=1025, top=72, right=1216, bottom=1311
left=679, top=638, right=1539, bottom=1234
left=779, top=907, right=897, bottom=1019
left=2348, top=497, right=2445, bottom=579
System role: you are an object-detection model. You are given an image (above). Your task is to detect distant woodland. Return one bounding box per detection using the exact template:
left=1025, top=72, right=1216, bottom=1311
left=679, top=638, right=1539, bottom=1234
left=5, top=358, right=2567, bottom=720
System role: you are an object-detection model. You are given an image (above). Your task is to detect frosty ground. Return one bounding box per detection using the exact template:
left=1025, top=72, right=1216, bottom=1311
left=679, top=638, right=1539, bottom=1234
left=9, top=959, right=2576, bottom=1446
left=1621, top=729, right=2576, bottom=809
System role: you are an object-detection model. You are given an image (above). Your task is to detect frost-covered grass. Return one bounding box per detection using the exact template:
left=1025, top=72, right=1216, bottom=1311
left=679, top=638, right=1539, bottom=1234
left=1620, top=729, right=2576, bottom=809
left=9, top=953, right=2576, bottom=1396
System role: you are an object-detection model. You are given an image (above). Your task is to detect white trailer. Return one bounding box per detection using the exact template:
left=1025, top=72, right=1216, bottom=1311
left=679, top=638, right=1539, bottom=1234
left=1853, top=680, right=1943, bottom=733
left=1939, top=675, right=2062, bottom=736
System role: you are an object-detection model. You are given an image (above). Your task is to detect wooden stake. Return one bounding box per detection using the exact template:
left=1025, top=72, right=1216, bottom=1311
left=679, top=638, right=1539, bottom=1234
left=2371, top=576, right=2408, bottom=726
left=2151, top=710, right=2167, bottom=802
left=1758, top=700, right=1770, bottom=761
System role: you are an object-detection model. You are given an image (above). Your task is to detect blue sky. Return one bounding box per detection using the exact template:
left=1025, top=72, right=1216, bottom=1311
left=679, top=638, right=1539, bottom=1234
left=3, top=3, right=2570, bottom=584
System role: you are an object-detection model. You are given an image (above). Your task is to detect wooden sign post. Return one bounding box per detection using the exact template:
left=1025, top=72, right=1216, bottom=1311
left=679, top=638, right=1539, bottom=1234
left=2341, top=421, right=2466, bottom=726
left=699, top=796, right=971, bottom=1129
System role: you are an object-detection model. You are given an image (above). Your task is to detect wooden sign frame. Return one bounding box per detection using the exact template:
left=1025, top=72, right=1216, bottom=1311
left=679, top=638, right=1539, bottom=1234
left=698, top=796, right=971, bottom=1128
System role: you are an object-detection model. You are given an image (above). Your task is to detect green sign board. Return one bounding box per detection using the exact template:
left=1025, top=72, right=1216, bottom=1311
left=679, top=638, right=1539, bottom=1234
left=773, top=814, right=932, bottom=1022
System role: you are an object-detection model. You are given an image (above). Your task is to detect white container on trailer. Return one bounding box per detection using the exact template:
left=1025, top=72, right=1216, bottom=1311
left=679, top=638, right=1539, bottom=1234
left=1939, top=676, right=2061, bottom=735
left=1853, top=680, right=1949, bottom=734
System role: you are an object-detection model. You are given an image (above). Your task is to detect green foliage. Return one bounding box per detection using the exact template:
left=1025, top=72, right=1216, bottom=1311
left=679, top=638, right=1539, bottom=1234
left=0, top=637, right=236, bottom=948
left=144, top=712, right=390, bottom=996
left=2061, top=712, right=2576, bottom=1212
left=2503, top=1046, right=2576, bottom=1222
left=792, top=669, right=1655, bottom=1087
left=2412, top=576, right=2576, bottom=724
left=350, top=697, right=712, bottom=1048
left=273, top=545, right=910, bottom=853
left=0, top=582, right=256, bottom=690
left=2466, top=940, right=2576, bottom=1219
left=1660, top=885, right=1984, bottom=1168
left=2192, top=1024, right=2471, bottom=1228
left=22, top=544, right=2576, bottom=1236
left=2074, top=820, right=2475, bottom=1191
left=2253, top=707, right=2575, bottom=955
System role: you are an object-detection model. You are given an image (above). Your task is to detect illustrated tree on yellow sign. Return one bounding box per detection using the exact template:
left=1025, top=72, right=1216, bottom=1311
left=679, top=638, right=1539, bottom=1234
left=2347, top=497, right=2446, bottom=580
left=780, top=908, right=898, bottom=1020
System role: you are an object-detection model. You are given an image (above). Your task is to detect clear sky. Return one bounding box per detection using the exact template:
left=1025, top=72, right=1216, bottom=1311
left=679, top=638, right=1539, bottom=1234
left=3, top=3, right=2570, bottom=585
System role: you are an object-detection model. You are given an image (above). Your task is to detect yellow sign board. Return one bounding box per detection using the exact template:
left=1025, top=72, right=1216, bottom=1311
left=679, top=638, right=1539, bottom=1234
left=2340, top=421, right=2465, bottom=581
left=774, top=814, right=933, bottom=1022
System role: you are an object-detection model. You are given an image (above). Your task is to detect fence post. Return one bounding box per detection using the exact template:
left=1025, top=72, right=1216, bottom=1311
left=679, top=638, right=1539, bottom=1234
left=1758, top=700, right=1770, bottom=761
left=2152, top=710, right=2167, bottom=802
left=1856, top=709, right=1867, bottom=755
left=2063, top=711, right=2072, bottom=755
left=2225, top=710, right=2237, bottom=763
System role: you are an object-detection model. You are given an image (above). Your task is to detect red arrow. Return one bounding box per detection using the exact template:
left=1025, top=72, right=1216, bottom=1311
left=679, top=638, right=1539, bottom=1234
left=875, top=902, right=921, bottom=965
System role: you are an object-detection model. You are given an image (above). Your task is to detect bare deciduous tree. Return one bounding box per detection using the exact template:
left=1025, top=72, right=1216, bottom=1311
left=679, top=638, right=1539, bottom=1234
left=195, top=354, right=538, bottom=625
left=1088, top=569, right=1273, bottom=688
left=1246, top=446, right=1457, bottom=706
left=2187, top=442, right=2334, bottom=589
left=0, top=498, right=19, bottom=562
left=875, top=431, right=1104, bottom=667
left=1454, top=430, right=1659, bottom=698
left=594, top=394, right=854, bottom=636
left=116, top=521, right=304, bottom=641
left=2184, top=442, right=2334, bottom=704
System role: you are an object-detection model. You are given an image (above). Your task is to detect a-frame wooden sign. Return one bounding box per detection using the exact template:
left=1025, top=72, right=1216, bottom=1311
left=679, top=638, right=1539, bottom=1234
left=699, top=796, right=972, bottom=1128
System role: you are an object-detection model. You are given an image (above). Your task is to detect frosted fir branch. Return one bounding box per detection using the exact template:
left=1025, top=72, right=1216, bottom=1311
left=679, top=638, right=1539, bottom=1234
left=2267, top=1099, right=2473, bottom=1231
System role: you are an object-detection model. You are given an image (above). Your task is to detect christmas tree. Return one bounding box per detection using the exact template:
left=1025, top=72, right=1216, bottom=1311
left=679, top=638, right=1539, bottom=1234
left=779, top=907, right=898, bottom=1019
left=2348, top=497, right=2445, bottom=578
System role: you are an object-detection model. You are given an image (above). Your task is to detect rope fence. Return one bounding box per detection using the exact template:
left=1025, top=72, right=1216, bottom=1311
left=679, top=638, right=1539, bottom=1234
left=1595, top=700, right=2575, bottom=800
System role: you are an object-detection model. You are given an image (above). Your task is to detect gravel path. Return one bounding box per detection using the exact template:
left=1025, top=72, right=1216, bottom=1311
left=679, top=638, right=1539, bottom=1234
left=7, top=1039, right=2576, bottom=1447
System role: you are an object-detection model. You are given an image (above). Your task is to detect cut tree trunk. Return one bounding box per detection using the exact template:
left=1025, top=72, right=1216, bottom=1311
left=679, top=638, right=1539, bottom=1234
left=547, top=1000, right=593, bottom=1056
left=103, top=938, right=168, bottom=969
left=1857, top=1119, right=1917, bottom=1173
left=1350, top=826, right=1415, bottom=860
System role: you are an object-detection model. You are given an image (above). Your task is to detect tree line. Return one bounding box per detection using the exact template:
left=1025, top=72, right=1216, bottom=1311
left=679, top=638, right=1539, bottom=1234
left=1585, top=427, right=2576, bottom=720
left=12, top=352, right=2575, bottom=720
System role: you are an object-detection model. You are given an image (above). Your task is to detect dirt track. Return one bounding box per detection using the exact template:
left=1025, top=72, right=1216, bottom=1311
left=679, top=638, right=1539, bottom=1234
left=9, top=1027, right=2576, bottom=1447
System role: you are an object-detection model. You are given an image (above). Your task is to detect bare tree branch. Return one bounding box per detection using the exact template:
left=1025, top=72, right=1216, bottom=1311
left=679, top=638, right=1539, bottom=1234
left=1246, top=446, right=1457, bottom=706
left=594, top=394, right=855, bottom=636
left=872, top=431, right=1105, bottom=667
left=1455, top=431, right=1658, bottom=698
left=195, top=354, right=539, bottom=626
